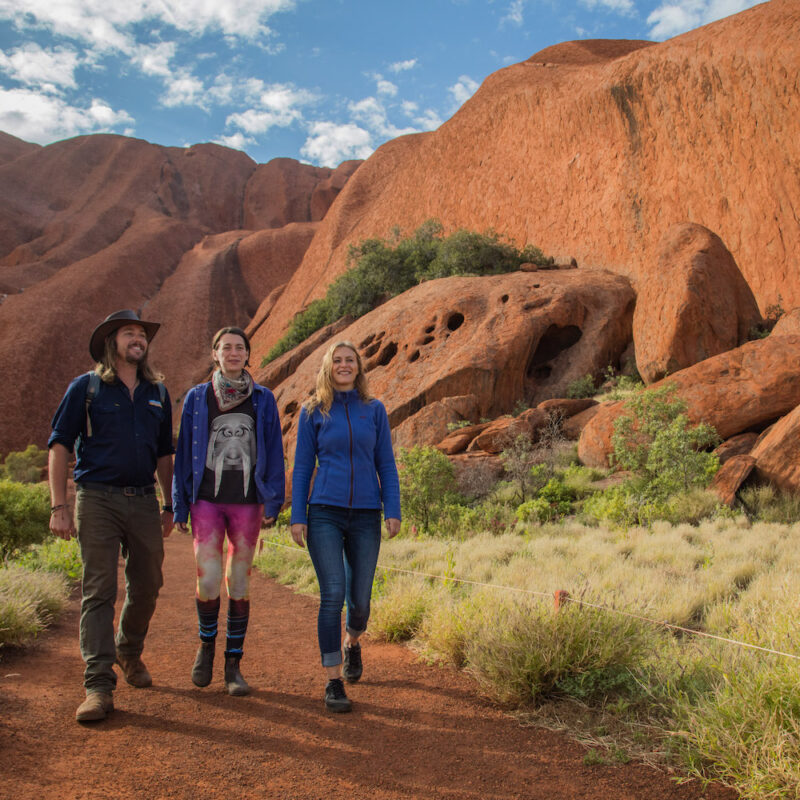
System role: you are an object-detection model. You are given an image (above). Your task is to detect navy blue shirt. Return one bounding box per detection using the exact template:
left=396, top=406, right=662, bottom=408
left=48, top=372, right=174, bottom=487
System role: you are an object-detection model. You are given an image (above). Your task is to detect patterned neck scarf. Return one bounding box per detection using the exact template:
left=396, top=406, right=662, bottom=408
left=212, top=369, right=253, bottom=412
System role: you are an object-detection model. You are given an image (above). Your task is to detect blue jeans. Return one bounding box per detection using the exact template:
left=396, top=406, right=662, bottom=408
left=306, top=504, right=382, bottom=667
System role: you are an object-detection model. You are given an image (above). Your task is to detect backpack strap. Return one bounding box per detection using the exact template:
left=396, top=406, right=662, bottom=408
left=85, top=376, right=166, bottom=438
left=85, top=372, right=101, bottom=438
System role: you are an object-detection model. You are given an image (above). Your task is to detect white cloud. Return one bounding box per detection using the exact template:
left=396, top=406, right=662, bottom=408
left=501, top=0, right=526, bottom=27
left=130, top=42, right=177, bottom=78
left=348, top=96, right=416, bottom=139
left=413, top=109, right=442, bottom=131
left=376, top=79, right=398, bottom=97
left=0, top=0, right=296, bottom=50
left=646, top=0, right=760, bottom=40
left=389, top=58, right=417, bottom=73
left=448, top=75, right=479, bottom=108
left=222, top=82, right=316, bottom=138
left=0, top=87, right=133, bottom=143
left=300, top=121, right=373, bottom=167
left=580, top=0, right=635, bottom=14
left=160, top=71, right=207, bottom=108
left=0, top=43, right=79, bottom=91
left=214, top=131, right=255, bottom=151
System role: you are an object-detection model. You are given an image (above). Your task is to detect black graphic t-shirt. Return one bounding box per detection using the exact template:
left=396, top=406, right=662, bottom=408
left=197, top=384, right=258, bottom=504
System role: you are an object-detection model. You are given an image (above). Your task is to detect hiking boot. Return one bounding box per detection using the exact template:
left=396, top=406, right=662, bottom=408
left=342, top=642, right=363, bottom=683
left=224, top=655, right=250, bottom=696
left=191, top=641, right=215, bottom=688
left=324, top=678, right=352, bottom=713
left=116, top=653, right=152, bottom=688
left=75, top=691, right=114, bottom=723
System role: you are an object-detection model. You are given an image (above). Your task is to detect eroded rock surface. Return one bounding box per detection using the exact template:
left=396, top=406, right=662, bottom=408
left=634, top=224, right=761, bottom=383
left=262, top=269, right=634, bottom=464
left=578, top=335, right=800, bottom=468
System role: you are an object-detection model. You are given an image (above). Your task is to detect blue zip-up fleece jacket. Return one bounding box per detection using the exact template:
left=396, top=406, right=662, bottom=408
left=290, top=389, right=401, bottom=526
left=172, top=382, right=285, bottom=523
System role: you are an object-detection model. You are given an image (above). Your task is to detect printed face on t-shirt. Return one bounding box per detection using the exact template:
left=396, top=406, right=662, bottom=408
left=205, top=412, right=256, bottom=497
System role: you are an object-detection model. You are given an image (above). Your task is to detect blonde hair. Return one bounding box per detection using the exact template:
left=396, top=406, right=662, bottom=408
left=95, top=330, right=164, bottom=385
left=304, top=340, right=371, bottom=416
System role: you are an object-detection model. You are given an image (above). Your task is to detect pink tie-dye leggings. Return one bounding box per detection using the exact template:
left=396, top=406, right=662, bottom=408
left=190, top=500, right=263, bottom=601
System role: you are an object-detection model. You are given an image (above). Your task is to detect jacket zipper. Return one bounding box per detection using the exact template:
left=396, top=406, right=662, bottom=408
left=345, top=401, right=354, bottom=507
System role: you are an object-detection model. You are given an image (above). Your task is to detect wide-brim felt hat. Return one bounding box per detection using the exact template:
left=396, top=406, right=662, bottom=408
left=89, top=309, right=160, bottom=362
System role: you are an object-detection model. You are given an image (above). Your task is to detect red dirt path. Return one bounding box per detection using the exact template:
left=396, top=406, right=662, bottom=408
left=0, top=532, right=738, bottom=799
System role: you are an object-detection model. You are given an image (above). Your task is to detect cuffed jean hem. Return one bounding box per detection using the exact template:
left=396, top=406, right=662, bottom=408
left=321, top=650, right=343, bottom=668
left=345, top=625, right=365, bottom=637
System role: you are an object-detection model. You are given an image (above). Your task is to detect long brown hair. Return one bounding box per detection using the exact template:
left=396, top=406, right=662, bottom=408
left=304, top=340, right=371, bottom=416
left=95, top=330, right=163, bottom=384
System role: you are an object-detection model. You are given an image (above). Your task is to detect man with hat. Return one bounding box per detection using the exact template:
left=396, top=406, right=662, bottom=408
left=48, top=310, right=175, bottom=723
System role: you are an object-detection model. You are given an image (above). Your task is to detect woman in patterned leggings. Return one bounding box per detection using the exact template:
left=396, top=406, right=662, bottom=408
left=172, top=327, right=284, bottom=695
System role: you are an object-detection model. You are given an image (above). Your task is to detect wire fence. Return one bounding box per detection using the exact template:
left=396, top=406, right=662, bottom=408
left=260, top=537, right=800, bottom=662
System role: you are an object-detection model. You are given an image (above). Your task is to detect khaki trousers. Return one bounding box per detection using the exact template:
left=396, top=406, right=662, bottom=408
left=75, top=488, right=164, bottom=693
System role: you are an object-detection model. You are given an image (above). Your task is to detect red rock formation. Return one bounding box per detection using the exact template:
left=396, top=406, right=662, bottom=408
left=256, top=1, right=799, bottom=353
left=243, top=158, right=361, bottom=230
left=262, top=269, right=634, bottom=465
left=750, top=405, right=800, bottom=493
left=578, top=335, right=800, bottom=468
left=711, top=455, right=756, bottom=507
left=0, top=135, right=356, bottom=454
left=634, top=224, right=761, bottom=383
left=713, top=432, right=758, bottom=466
left=0, top=131, right=39, bottom=165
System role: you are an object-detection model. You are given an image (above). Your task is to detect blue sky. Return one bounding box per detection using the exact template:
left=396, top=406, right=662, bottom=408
left=0, top=0, right=762, bottom=167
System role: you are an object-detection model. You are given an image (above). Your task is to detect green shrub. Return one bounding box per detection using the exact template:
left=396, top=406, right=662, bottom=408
left=262, top=220, right=552, bottom=364
left=16, top=537, right=83, bottom=581
left=566, top=374, right=596, bottom=399
left=738, top=484, right=800, bottom=523
left=465, top=595, right=658, bottom=705
left=398, top=446, right=459, bottom=533
left=1, top=445, right=48, bottom=483
left=517, top=478, right=575, bottom=523
left=0, top=564, right=69, bottom=646
left=500, top=434, right=540, bottom=503
left=370, top=576, right=432, bottom=642
left=0, top=479, right=51, bottom=561
left=611, top=384, right=719, bottom=498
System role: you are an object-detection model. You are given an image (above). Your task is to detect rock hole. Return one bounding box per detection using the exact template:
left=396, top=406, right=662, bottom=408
left=360, top=333, right=375, bottom=348
left=363, top=342, right=380, bottom=358
left=284, top=401, right=297, bottom=415
left=424, top=323, right=435, bottom=333
left=501, top=294, right=509, bottom=303
left=376, top=341, right=398, bottom=367
left=376, top=330, right=386, bottom=340
left=409, top=350, right=420, bottom=363
left=281, top=420, right=292, bottom=435
left=421, top=335, right=434, bottom=345
left=447, top=312, right=465, bottom=331
left=527, top=324, right=583, bottom=375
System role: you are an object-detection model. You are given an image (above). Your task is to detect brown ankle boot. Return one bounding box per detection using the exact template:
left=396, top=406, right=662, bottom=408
left=224, top=655, right=250, bottom=696
left=76, top=691, right=114, bottom=722
left=116, top=653, right=152, bottom=688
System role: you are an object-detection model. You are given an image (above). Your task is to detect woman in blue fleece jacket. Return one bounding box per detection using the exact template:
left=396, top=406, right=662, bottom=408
left=291, top=340, right=401, bottom=713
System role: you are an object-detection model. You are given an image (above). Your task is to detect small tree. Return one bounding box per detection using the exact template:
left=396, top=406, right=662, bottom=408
left=397, top=446, right=458, bottom=533
left=2, top=445, right=48, bottom=484
left=500, top=434, right=539, bottom=504
left=0, top=479, right=51, bottom=560
left=611, top=384, right=719, bottom=497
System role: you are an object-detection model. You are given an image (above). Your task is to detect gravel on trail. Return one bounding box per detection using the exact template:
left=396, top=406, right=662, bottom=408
left=0, top=531, right=738, bottom=800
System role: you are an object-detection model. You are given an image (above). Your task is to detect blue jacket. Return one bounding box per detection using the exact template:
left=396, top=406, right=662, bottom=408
left=290, top=389, right=401, bottom=526
left=172, top=382, right=285, bottom=523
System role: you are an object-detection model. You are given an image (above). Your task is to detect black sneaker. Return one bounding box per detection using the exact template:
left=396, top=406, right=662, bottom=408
left=342, top=642, right=363, bottom=683
left=324, top=678, right=352, bottom=713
